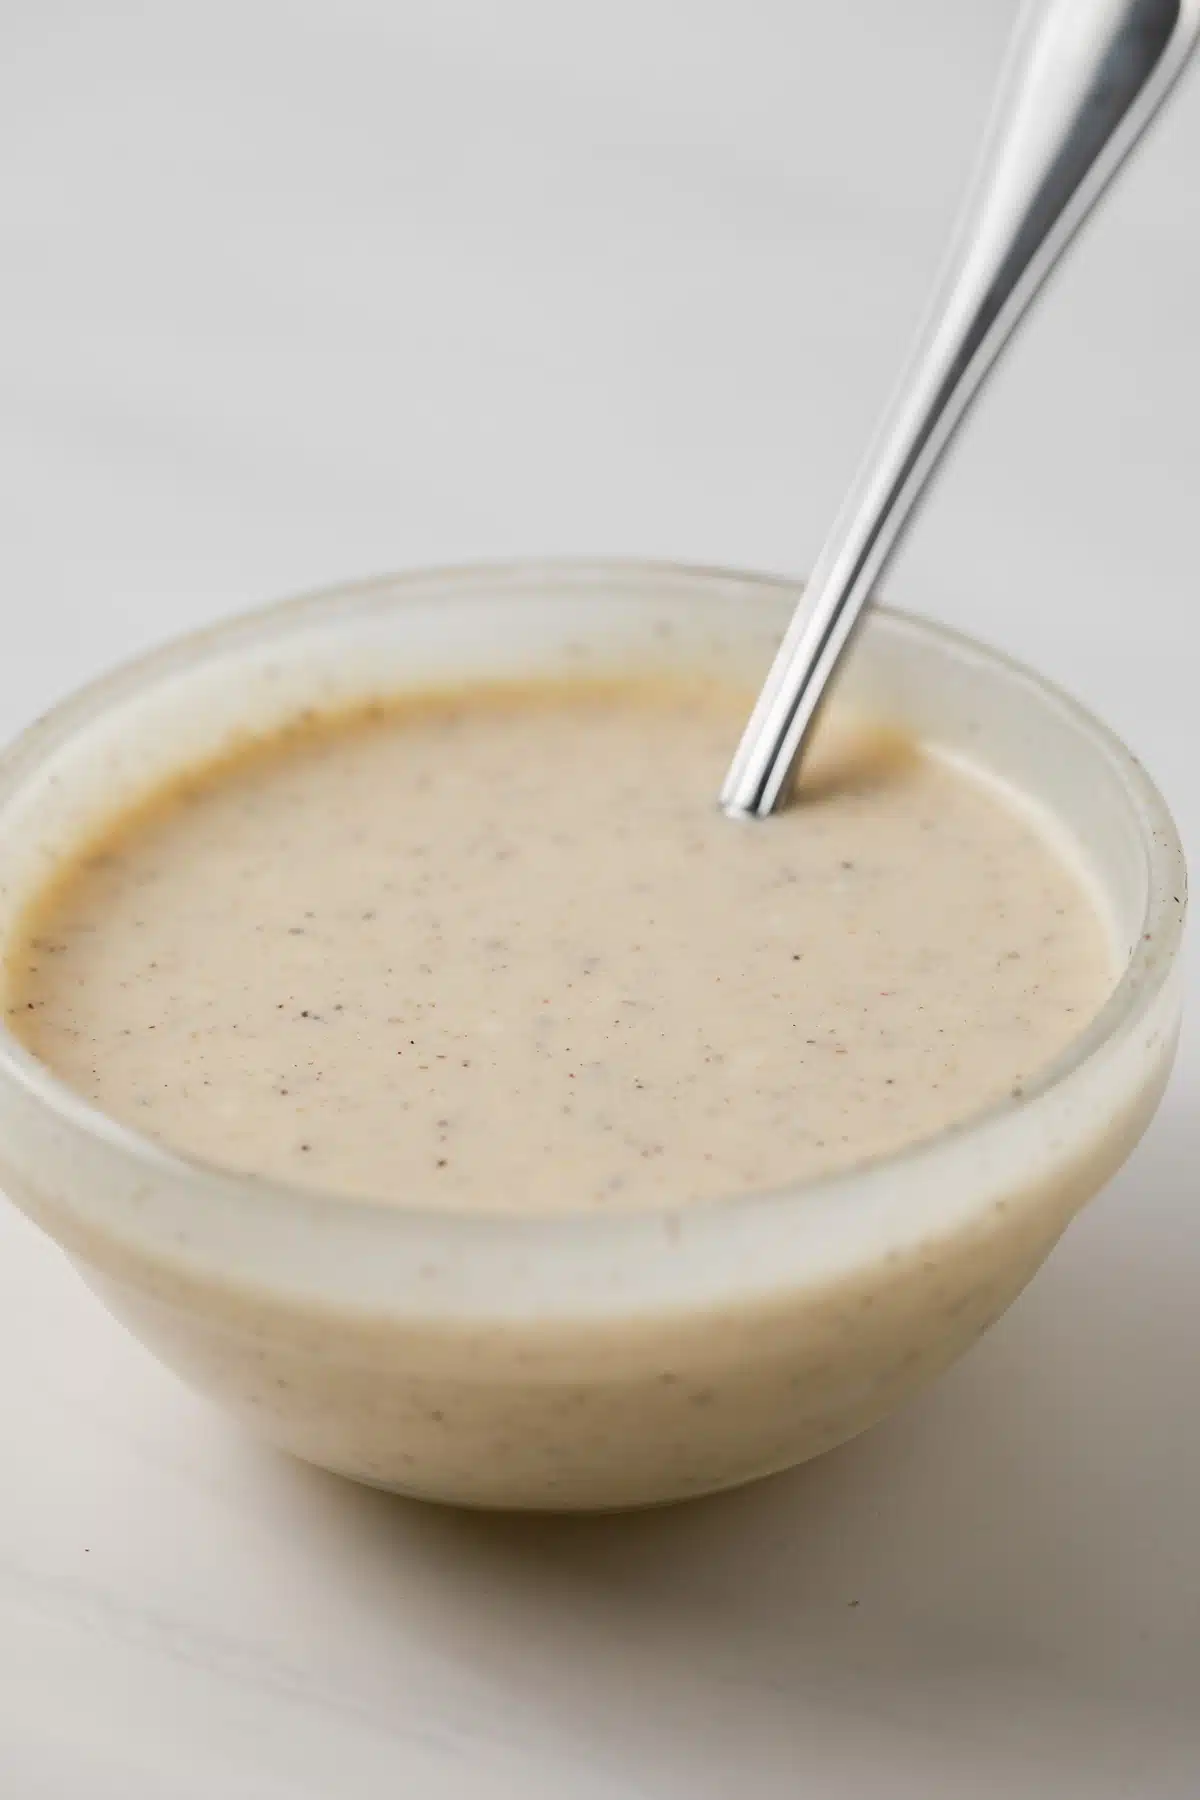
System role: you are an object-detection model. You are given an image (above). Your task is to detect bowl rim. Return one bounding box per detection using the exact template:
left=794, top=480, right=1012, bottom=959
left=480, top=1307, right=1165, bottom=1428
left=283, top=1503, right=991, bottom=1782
left=0, top=557, right=1186, bottom=1311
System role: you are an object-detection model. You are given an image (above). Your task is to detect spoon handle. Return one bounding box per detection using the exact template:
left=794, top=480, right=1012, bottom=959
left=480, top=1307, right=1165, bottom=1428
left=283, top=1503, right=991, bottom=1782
left=722, top=0, right=1200, bottom=819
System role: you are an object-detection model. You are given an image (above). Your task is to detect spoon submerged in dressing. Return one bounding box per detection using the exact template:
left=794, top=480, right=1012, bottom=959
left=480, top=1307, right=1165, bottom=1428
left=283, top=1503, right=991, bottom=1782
left=722, top=0, right=1200, bottom=820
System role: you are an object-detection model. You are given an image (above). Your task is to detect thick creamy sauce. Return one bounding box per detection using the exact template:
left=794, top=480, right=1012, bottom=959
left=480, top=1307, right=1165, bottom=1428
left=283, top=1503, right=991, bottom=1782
left=8, top=677, right=1114, bottom=1214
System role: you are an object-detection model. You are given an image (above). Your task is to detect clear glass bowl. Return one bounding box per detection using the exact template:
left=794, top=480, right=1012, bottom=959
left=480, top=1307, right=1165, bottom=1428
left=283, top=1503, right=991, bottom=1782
left=0, top=562, right=1185, bottom=1509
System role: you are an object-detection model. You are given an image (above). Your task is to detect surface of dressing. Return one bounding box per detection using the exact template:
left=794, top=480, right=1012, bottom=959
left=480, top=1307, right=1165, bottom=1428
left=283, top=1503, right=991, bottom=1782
left=8, top=678, right=1115, bottom=1214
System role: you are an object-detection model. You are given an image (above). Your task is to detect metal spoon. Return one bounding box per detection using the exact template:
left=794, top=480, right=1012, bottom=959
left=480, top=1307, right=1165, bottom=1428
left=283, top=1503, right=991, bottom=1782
left=721, top=0, right=1200, bottom=819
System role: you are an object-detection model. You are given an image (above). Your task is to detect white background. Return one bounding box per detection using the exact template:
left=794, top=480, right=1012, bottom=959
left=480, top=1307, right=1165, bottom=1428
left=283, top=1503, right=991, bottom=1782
left=1, top=2, right=1198, bottom=1794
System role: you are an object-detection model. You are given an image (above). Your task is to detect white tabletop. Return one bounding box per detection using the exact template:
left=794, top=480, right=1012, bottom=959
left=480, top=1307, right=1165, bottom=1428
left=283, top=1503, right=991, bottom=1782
left=2, top=3, right=1198, bottom=1793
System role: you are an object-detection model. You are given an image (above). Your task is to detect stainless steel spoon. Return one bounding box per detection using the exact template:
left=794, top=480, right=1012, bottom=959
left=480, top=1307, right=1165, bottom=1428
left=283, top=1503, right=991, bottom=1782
left=722, top=0, right=1200, bottom=819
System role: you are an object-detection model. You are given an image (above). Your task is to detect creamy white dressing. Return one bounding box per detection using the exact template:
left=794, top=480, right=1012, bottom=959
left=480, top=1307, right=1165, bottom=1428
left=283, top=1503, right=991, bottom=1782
left=8, top=677, right=1114, bottom=1215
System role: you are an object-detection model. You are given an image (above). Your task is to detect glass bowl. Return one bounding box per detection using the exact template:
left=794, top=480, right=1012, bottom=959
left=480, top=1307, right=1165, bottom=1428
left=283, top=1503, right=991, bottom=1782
left=0, top=561, right=1185, bottom=1509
